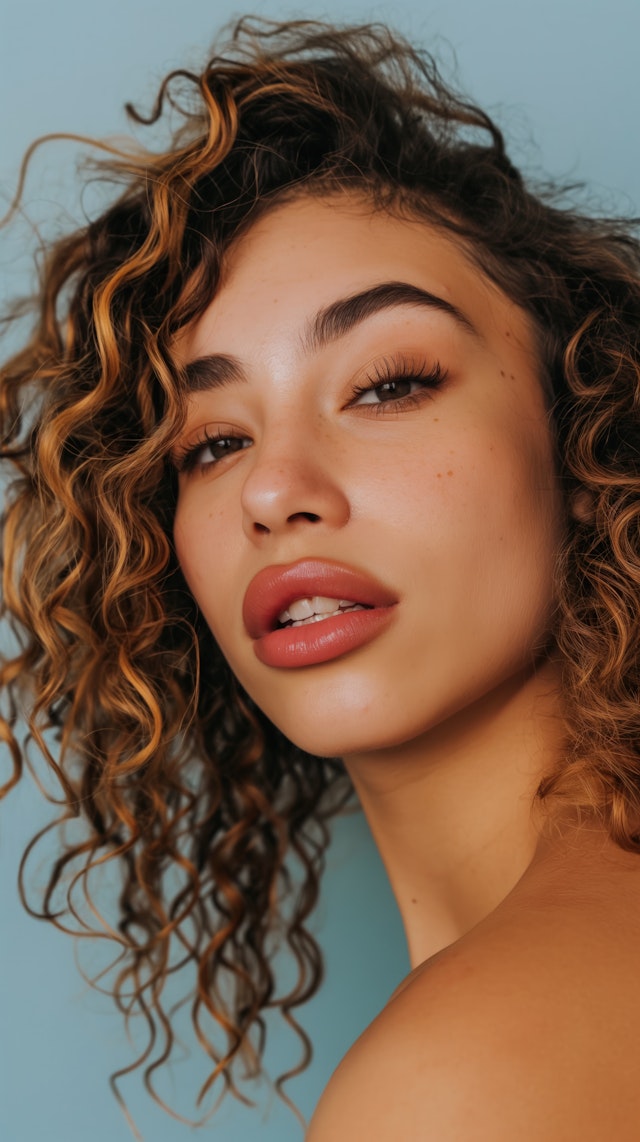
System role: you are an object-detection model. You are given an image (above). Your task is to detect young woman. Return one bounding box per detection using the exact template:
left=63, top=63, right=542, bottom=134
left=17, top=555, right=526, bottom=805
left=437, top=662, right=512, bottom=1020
left=2, top=16, right=640, bottom=1140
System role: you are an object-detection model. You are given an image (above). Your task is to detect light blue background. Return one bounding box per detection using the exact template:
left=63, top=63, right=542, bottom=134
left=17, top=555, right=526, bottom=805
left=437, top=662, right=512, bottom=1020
left=1, top=2, right=638, bottom=1140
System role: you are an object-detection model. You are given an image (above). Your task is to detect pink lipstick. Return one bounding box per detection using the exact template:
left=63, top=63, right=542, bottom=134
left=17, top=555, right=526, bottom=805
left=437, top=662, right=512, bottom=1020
left=242, top=559, right=397, bottom=668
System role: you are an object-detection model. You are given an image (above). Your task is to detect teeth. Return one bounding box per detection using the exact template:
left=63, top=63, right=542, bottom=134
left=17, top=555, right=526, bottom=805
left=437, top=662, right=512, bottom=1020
left=277, top=596, right=364, bottom=626
left=310, top=595, right=348, bottom=615
left=287, top=597, right=316, bottom=621
left=287, top=604, right=366, bottom=628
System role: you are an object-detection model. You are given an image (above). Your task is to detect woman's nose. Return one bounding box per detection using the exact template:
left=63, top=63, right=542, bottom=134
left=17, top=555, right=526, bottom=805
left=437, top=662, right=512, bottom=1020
left=240, top=429, right=350, bottom=540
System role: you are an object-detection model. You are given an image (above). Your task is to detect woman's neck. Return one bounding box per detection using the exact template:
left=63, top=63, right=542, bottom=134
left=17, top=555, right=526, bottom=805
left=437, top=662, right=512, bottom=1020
left=343, top=654, right=568, bottom=969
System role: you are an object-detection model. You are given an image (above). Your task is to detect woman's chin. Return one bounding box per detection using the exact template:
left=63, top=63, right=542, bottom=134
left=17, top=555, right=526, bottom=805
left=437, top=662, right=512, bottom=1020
left=273, top=716, right=427, bottom=762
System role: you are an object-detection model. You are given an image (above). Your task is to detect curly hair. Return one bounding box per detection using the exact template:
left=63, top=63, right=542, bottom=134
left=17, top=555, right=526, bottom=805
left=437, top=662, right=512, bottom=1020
left=2, top=13, right=640, bottom=1134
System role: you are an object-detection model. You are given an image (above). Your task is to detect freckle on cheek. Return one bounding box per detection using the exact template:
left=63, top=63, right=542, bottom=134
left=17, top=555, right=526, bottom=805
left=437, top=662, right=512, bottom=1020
left=447, top=470, right=453, bottom=476
left=437, top=472, right=442, bottom=478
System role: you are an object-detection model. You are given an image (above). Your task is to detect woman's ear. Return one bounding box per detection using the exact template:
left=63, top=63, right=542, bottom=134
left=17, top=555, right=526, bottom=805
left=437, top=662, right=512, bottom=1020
left=569, top=487, right=596, bottom=524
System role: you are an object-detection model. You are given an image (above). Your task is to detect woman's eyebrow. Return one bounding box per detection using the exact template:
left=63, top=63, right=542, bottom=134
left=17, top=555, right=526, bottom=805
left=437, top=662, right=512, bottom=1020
left=182, top=353, right=246, bottom=394
left=181, top=279, right=479, bottom=394
left=305, top=279, right=480, bottom=352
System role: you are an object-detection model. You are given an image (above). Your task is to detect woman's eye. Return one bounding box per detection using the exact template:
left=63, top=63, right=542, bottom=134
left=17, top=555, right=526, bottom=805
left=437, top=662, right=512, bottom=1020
left=177, top=433, right=250, bottom=474
left=352, top=366, right=445, bottom=406
left=354, top=377, right=422, bottom=404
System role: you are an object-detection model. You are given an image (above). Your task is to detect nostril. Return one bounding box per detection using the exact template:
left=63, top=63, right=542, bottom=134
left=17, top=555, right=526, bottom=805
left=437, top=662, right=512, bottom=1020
left=286, top=512, right=322, bottom=523
left=252, top=511, right=320, bottom=535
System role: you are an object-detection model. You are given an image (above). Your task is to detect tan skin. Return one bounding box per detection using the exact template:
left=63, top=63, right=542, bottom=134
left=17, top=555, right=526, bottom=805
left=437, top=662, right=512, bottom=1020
left=171, top=193, right=640, bottom=1139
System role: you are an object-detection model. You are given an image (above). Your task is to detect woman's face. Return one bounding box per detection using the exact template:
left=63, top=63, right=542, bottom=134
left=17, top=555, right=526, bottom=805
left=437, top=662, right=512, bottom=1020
left=172, top=194, right=566, bottom=758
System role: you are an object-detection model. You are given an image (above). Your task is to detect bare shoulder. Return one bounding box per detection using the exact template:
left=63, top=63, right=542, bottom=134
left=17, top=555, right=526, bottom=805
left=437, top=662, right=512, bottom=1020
left=306, top=849, right=640, bottom=1141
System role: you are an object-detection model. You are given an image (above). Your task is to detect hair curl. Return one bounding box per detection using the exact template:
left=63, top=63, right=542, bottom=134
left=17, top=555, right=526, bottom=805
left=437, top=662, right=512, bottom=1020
left=2, top=13, right=640, bottom=1135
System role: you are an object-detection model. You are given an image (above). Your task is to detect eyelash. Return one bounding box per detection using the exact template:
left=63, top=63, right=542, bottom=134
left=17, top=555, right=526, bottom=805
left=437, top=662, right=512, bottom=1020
left=350, top=355, right=446, bottom=409
left=174, top=356, right=447, bottom=475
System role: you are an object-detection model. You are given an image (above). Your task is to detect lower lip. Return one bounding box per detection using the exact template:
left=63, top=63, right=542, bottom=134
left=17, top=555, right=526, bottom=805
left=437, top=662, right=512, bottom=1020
left=253, top=605, right=397, bottom=668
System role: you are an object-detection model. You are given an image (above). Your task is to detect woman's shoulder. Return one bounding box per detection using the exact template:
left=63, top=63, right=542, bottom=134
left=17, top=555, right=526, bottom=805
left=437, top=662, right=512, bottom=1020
left=306, top=830, right=640, bottom=1141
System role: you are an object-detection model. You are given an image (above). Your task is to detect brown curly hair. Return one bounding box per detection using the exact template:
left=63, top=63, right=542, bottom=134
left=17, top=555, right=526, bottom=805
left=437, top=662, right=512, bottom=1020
left=2, top=13, right=640, bottom=1134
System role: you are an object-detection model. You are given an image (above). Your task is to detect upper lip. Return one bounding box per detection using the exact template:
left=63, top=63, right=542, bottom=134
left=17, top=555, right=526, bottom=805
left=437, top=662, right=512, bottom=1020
left=242, top=559, right=397, bottom=639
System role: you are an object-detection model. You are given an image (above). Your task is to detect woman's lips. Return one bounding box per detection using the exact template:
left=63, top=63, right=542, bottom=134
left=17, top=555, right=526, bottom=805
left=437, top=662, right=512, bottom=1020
left=242, top=559, right=397, bottom=668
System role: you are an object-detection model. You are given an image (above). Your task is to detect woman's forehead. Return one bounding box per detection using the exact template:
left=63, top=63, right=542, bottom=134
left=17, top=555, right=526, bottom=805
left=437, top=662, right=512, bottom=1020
left=175, top=192, right=536, bottom=365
